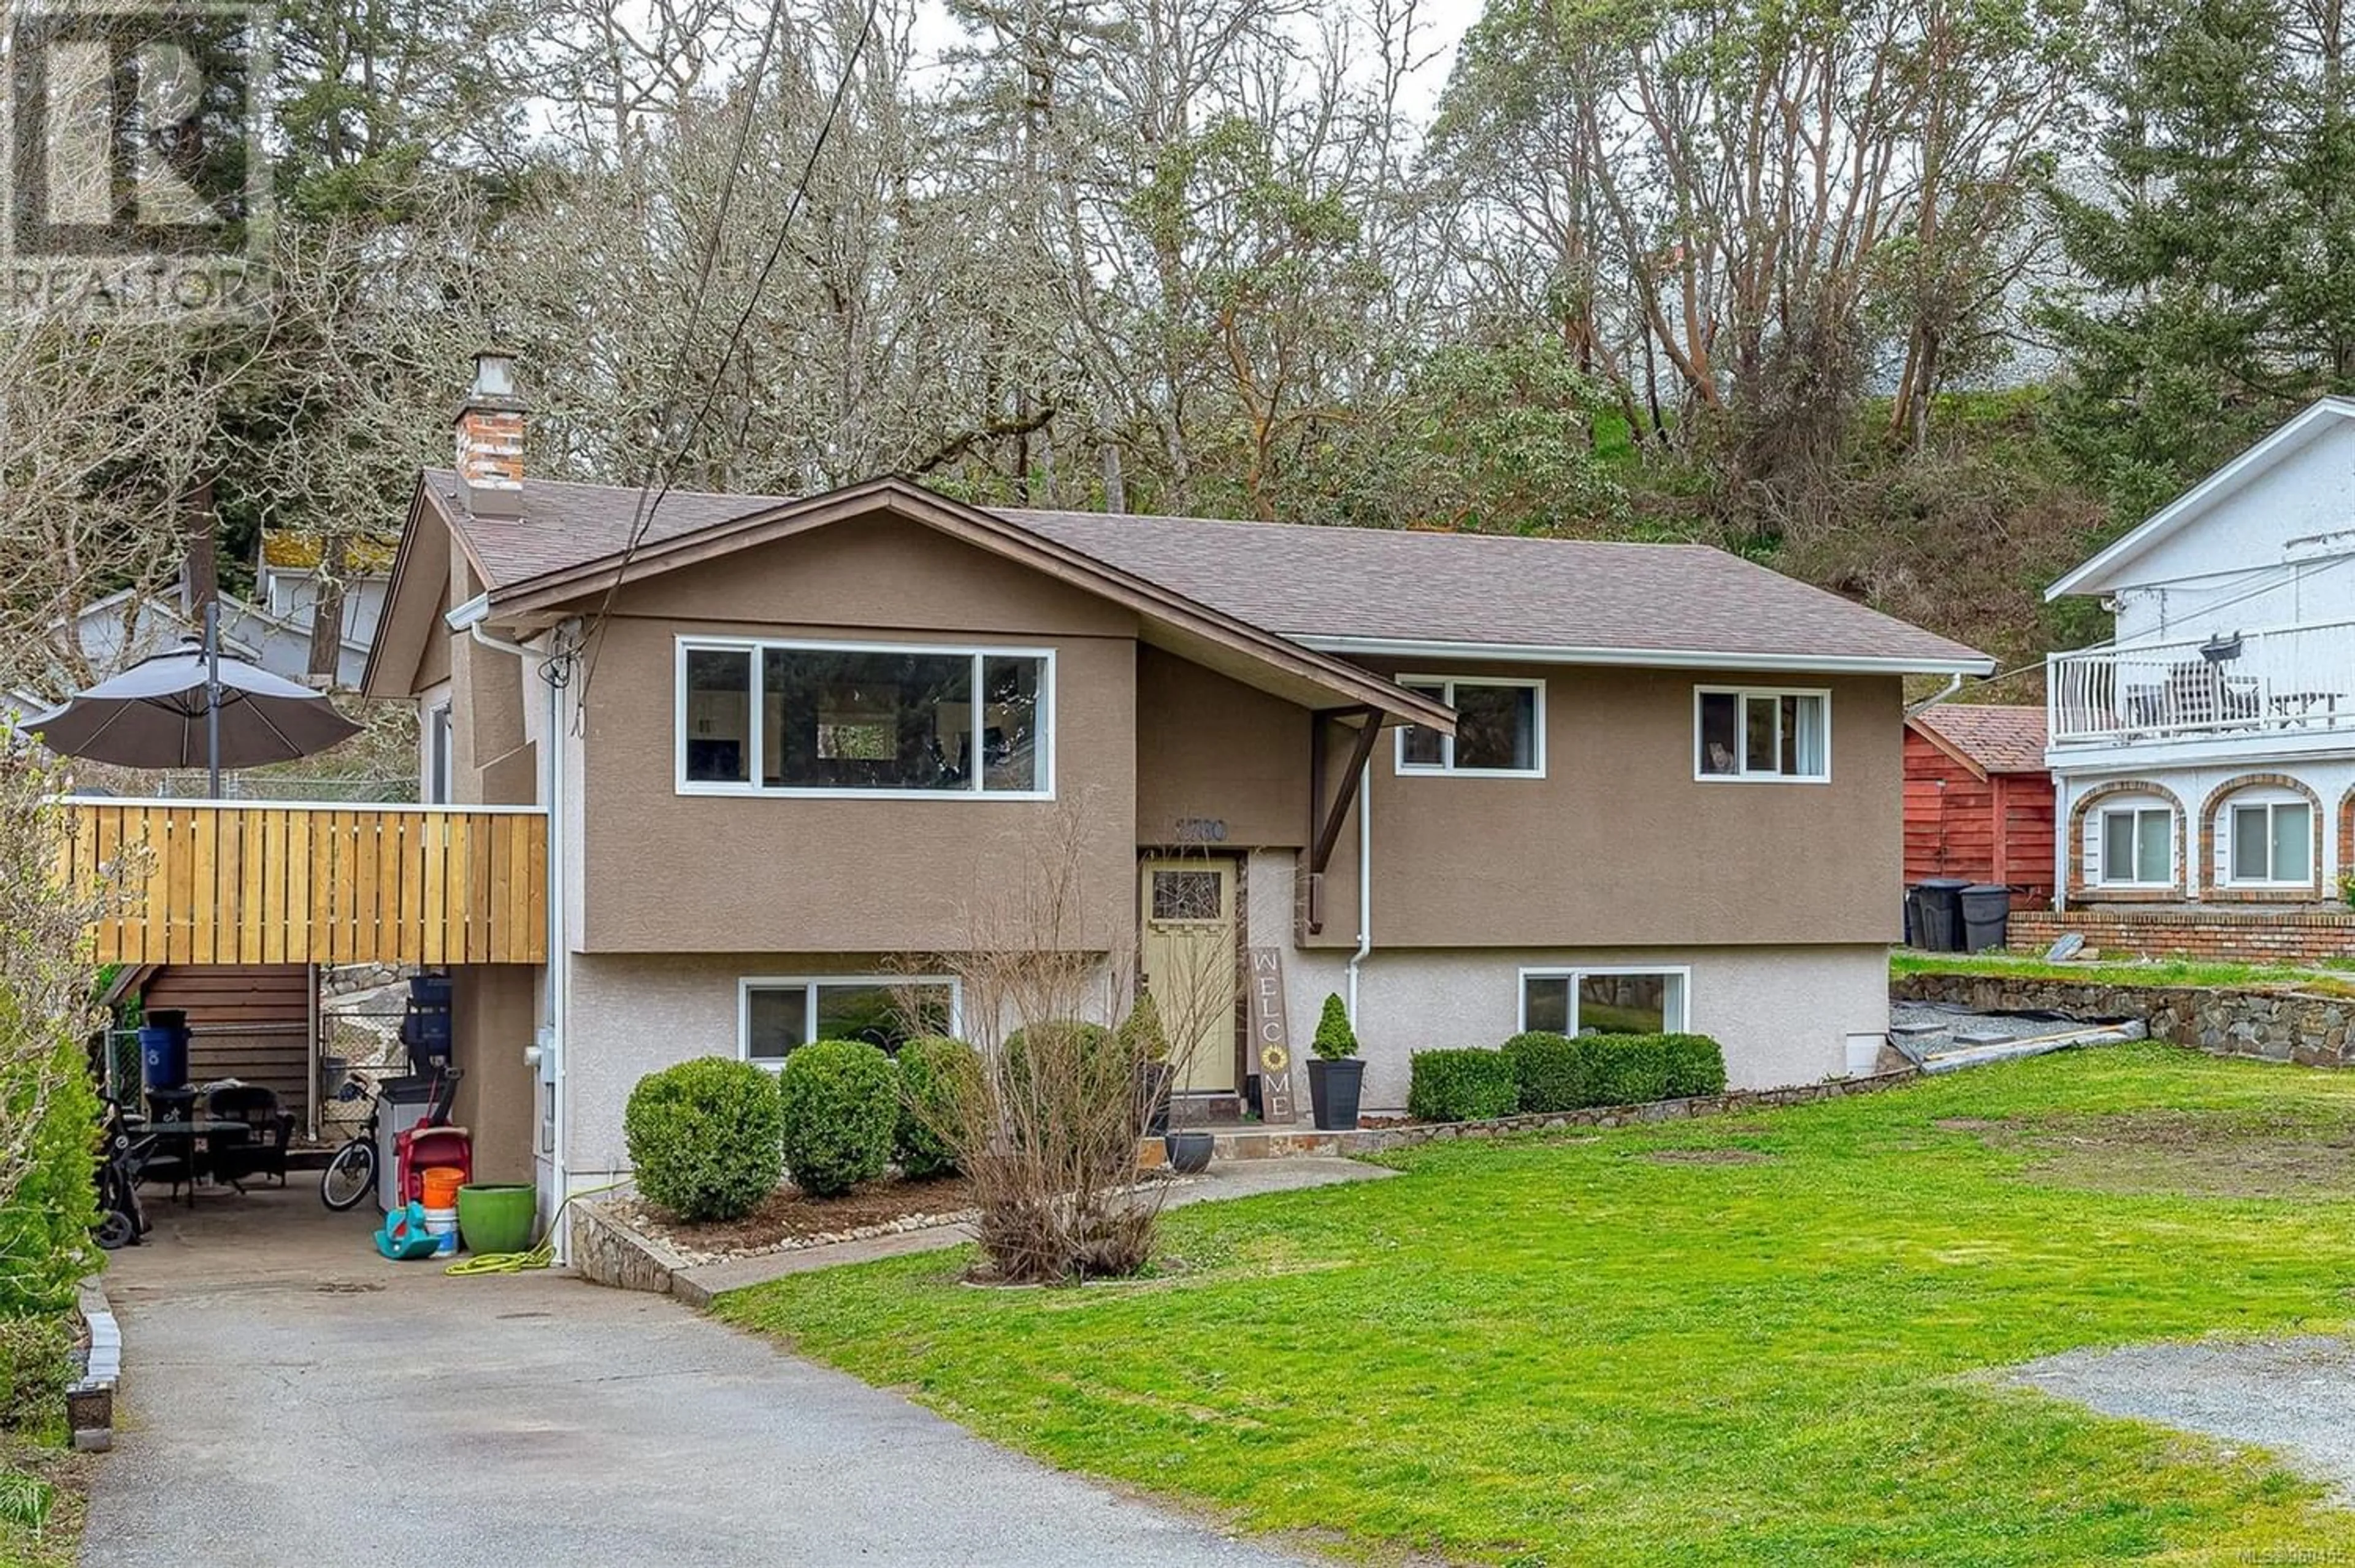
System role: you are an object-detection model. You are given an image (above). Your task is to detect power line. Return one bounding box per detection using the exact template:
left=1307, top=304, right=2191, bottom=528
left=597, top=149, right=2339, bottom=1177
left=570, top=0, right=885, bottom=716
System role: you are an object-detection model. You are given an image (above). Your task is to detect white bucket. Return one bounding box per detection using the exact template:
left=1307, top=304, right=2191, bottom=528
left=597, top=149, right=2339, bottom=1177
left=422, top=1207, right=459, bottom=1255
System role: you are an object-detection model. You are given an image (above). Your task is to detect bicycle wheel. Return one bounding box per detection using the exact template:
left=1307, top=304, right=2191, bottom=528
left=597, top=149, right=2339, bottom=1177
left=320, top=1138, right=377, bottom=1212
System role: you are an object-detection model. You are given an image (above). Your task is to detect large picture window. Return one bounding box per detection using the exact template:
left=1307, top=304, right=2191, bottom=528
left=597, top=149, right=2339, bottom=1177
left=1396, top=677, right=1544, bottom=776
left=1519, top=968, right=1690, bottom=1036
left=738, top=977, right=959, bottom=1065
left=2226, top=798, right=2311, bottom=885
left=1695, top=687, right=1829, bottom=781
left=2097, top=805, right=2172, bottom=887
left=680, top=638, right=1051, bottom=797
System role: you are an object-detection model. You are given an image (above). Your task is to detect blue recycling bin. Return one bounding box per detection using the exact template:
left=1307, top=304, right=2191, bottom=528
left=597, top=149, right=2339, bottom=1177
left=137, top=1023, right=190, bottom=1090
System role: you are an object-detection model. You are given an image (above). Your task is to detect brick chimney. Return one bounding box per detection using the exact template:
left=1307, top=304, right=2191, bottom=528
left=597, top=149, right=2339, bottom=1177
left=454, top=351, right=526, bottom=516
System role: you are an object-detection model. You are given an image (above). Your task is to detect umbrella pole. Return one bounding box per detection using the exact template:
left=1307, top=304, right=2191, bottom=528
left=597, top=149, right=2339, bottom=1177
left=203, top=598, right=221, bottom=797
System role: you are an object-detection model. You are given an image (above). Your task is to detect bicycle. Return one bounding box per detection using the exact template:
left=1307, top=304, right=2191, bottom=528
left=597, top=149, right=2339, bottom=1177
left=320, top=1066, right=458, bottom=1212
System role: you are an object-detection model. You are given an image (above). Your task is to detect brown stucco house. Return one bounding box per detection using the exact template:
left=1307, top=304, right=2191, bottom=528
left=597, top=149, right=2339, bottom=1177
left=365, top=358, right=1993, bottom=1217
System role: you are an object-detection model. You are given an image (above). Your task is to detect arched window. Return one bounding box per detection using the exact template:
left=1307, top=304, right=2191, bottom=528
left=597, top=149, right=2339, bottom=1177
left=2215, top=784, right=2316, bottom=889
left=2089, top=794, right=2175, bottom=889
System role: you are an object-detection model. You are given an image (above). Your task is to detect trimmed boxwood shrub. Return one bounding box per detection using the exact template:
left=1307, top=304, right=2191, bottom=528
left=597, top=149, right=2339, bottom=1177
left=778, top=1039, right=899, bottom=1197
left=895, top=1035, right=980, bottom=1179
left=1503, top=1031, right=1728, bottom=1112
left=1407, top=1048, right=1520, bottom=1122
left=623, top=1057, right=783, bottom=1222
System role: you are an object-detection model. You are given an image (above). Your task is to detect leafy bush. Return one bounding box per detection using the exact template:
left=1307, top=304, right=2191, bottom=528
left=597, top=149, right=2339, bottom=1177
left=0, top=1027, right=99, bottom=1318
left=0, top=1316, right=70, bottom=1434
left=1407, top=1049, right=1520, bottom=1122
left=1311, top=993, right=1358, bottom=1061
left=1503, top=1032, right=1728, bottom=1113
left=895, top=1036, right=979, bottom=1180
left=778, top=1039, right=898, bottom=1197
left=623, top=1057, right=783, bottom=1222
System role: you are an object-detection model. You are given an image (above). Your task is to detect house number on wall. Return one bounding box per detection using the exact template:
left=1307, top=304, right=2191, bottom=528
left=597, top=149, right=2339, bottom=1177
left=1174, top=817, right=1228, bottom=843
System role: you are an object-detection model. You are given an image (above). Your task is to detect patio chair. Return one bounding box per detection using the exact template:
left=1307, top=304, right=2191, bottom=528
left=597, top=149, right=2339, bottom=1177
left=204, top=1084, right=295, bottom=1188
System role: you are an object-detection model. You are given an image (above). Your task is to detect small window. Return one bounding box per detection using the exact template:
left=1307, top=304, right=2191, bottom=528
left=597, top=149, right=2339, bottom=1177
left=1696, top=688, right=1828, bottom=781
left=740, top=977, right=958, bottom=1065
left=680, top=639, right=1052, bottom=797
left=1395, top=678, right=1543, bottom=777
left=2226, top=799, right=2311, bottom=885
left=2097, top=806, right=2172, bottom=887
left=1520, top=968, right=1689, bottom=1036
left=425, top=703, right=453, bottom=805
left=1149, top=868, right=1225, bottom=922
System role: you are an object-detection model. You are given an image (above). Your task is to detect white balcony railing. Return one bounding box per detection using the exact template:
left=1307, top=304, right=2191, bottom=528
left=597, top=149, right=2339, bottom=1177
left=2048, top=620, right=2355, bottom=747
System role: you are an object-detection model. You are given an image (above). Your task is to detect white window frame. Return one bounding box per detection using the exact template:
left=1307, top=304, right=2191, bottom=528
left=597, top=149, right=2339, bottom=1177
left=1515, top=965, right=1693, bottom=1034
left=737, top=975, right=963, bottom=1068
left=1394, top=675, right=1546, bottom=778
left=2095, top=803, right=2174, bottom=888
left=2223, top=795, right=2313, bottom=887
left=676, top=636, right=1056, bottom=801
left=1693, top=686, right=1831, bottom=783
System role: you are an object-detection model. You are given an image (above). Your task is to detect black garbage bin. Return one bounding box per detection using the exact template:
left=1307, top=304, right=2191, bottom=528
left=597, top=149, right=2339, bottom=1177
left=1908, top=878, right=1972, bottom=952
left=1959, top=884, right=2012, bottom=954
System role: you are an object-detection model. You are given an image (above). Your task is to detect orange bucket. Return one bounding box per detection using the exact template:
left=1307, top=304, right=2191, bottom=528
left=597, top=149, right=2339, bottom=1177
left=419, top=1166, right=465, bottom=1209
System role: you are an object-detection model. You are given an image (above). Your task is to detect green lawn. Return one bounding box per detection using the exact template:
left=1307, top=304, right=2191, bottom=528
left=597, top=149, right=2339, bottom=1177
left=719, top=1046, right=2355, bottom=1564
left=1893, top=947, right=2355, bottom=995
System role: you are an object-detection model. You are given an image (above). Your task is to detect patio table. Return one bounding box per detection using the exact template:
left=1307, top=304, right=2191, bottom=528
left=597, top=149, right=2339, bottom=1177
left=140, top=1119, right=253, bottom=1208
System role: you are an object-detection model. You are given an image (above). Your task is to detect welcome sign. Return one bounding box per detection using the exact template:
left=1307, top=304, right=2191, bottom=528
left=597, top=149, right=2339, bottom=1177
left=1247, top=947, right=1296, bottom=1122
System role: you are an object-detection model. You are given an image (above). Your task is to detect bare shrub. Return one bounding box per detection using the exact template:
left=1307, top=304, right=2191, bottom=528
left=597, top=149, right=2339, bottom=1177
left=899, top=806, right=1233, bottom=1284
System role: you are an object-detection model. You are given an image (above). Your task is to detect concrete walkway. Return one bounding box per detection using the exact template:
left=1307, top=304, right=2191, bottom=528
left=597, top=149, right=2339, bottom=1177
left=674, top=1155, right=1396, bottom=1303
left=81, top=1187, right=1301, bottom=1566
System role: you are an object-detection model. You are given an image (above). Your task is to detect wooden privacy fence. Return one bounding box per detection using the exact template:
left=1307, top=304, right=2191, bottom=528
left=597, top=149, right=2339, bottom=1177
left=59, top=800, right=549, bottom=966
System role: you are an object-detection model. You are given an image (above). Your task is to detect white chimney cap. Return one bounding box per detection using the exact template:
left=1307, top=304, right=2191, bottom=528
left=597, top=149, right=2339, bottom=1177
left=470, top=351, right=519, bottom=402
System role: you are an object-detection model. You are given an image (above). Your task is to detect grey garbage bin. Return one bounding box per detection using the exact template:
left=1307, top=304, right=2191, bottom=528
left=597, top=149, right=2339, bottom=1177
left=1908, top=878, right=1972, bottom=952
left=1958, top=884, right=2012, bottom=954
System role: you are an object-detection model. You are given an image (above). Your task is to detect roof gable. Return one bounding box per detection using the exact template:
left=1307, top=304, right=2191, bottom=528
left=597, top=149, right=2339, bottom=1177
left=2047, top=397, right=2355, bottom=600
left=1906, top=703, right=2047, bottom=774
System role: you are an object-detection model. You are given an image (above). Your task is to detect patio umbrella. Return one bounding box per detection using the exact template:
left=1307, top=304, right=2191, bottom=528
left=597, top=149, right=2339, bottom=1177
left=29, top=601, right=361, bottom=793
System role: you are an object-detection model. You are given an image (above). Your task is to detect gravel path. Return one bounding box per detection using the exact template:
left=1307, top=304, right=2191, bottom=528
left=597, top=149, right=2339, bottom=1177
left=2011, top=1334, right=2355, bottom=1498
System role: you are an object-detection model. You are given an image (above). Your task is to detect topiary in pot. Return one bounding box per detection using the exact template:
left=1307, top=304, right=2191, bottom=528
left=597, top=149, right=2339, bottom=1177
left=777, top=1039, right=899, bottom=1198
left=1119, top=990, right=1176, bottom=1136
left=623, top=1057, right=783, bottom=1222
left=1306, top=992, right=1365, bottom=1132
left=895, top=1034, right=980, bottom=1180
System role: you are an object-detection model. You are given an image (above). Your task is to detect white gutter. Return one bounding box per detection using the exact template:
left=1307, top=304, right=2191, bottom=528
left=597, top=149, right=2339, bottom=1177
left=1290, top=635, right=1994, bottom=677
left=1345, top=758, right=1373, bottom=1025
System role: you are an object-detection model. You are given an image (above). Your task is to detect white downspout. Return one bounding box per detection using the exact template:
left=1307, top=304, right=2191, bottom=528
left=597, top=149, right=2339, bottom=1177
left=1345, top=757, right=1373, bottom=1023
left=448, top=598, right=569, bottom=1246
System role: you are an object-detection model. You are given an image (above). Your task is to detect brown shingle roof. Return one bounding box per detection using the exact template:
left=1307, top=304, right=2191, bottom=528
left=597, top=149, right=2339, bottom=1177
left=1909, top=704, right=2047, bottom=773
left=427, top=471, right=1989, bottom=672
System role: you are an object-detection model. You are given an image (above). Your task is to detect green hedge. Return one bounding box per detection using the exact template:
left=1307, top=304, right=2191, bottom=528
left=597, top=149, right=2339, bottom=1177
left=778, top=1039, right=899, bottom=1197
left=1407, top=1049, right=1521, bottom=1122
left=895, top=1035, right=979, bottom=1180
left=1502, top=1031, right=1728, bottom=1113
left=624, top=1057, right=783, bottom=1223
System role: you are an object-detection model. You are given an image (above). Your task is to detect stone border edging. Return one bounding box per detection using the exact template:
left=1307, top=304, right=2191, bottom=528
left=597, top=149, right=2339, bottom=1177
left=1894, top=971, right=2355, bottom=1067
left=69, top=1275, right=119, bottom=1453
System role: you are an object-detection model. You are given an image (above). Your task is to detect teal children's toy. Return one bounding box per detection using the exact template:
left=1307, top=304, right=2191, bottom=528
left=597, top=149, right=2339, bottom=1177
left=375, top=1201, right=443, bottom=1260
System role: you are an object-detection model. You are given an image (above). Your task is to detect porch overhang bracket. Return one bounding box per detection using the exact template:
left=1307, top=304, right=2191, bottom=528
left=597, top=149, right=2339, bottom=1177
left=1308, top=705, right=1382, bottom=879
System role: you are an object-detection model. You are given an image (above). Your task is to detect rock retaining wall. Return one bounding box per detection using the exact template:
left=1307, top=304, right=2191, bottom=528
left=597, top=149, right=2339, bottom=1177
left=1893, top=971, right=2355, bottom=1068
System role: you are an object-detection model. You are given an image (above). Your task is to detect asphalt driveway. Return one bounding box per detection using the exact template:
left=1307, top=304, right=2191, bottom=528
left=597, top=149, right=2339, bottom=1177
left=81, top=1187, right=1295, bottom=1567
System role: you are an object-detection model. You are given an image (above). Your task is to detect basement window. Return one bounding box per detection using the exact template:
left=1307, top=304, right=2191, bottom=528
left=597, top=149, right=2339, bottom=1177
left=2226, top=798, right=2311, bottom=886
left=1520, top=968, right=1690, bottom=1036
left=739, top=977, right=959, bottom=1065
left=2096, top=805, right=2172, bottom=887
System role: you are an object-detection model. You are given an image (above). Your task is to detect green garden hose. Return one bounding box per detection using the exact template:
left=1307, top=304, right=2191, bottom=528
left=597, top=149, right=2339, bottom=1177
left=443, top=1182, right=624, bottom=1276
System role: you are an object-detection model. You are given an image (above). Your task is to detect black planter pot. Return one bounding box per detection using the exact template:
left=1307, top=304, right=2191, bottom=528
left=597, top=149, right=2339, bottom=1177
left=1163, top=1130, right=1215, bottom=1174
left=1308, top=1057, right=1365, bottom=1131
left=1136, top=1061, right=1174, bottom=1135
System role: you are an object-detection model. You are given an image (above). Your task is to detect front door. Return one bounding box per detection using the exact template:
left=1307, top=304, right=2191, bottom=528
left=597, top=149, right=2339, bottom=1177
left=1139, top=858, right=1239, bottom=1095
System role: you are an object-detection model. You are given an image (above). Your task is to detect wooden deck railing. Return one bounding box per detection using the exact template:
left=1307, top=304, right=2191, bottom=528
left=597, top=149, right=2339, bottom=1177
left=59, top=800, right=549, bottom=966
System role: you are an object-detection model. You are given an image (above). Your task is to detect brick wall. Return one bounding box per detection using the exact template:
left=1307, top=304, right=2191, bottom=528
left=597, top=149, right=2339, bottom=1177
left=2010, top=908, right=2355, bottom=964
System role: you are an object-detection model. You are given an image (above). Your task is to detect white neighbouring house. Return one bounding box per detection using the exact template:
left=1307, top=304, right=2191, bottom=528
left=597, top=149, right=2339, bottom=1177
left=2041, top=397, right=2355, bottom=958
